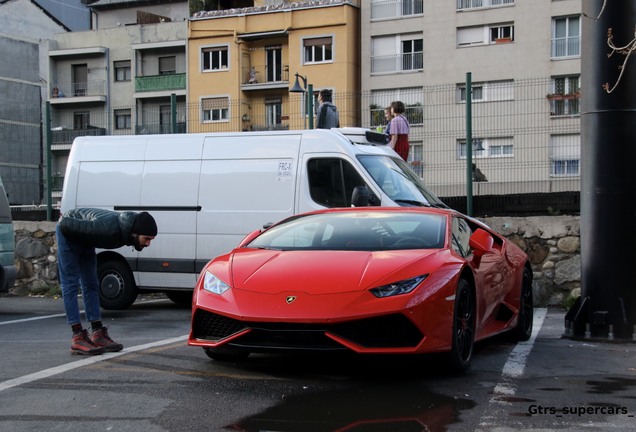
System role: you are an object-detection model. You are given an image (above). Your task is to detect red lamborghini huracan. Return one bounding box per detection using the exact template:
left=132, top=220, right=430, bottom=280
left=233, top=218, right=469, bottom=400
left=188, top=207, right=533, bottom=371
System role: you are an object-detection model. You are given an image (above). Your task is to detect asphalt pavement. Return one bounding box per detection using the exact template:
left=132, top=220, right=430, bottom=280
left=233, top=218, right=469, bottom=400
left=0, top=295, right=634, bottom=431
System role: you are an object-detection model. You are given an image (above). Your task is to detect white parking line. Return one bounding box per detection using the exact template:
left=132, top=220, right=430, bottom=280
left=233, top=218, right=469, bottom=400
left=0, top=313, right=67, bottom=325
left=0, top=299, right=168, bottom=326
left=477, top=308, right=547, bottom=429
left=0, top=334, right=189, bottom=392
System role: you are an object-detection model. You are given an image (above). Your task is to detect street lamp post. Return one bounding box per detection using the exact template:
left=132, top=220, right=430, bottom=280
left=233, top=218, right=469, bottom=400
left=289, top=73, right=314, bottom=129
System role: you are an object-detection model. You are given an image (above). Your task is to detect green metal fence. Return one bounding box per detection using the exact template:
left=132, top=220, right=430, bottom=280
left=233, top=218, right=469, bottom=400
left=1, top=76, right=581, bottom=216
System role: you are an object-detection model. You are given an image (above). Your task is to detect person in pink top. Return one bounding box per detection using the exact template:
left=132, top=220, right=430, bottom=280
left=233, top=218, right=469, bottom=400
left=388, top=101, right=410, bottom=161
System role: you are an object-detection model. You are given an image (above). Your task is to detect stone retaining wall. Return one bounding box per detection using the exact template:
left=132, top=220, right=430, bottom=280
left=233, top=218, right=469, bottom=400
left=9, top=216, right=581, bottom=306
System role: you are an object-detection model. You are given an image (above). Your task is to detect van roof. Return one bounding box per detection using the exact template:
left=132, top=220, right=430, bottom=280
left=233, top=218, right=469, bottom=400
left=336, top=128, right=389, bottom=146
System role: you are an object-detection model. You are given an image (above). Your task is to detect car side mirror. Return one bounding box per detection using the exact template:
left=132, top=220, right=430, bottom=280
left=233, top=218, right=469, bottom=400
left=469, top=228, right=494, bottom=257
left=351, top=185, right=379, bottom=207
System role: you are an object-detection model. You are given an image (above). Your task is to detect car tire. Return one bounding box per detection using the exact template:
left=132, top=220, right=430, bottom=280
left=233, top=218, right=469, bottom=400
left=448, top=278, right=475, bottom=372
left=165, top=291, right=193, bottom=305
left=511, top=267, right=534, bottom=341
left=97, top=260, right=138, bottom=310
left=203, top=347, right=250, bottom=361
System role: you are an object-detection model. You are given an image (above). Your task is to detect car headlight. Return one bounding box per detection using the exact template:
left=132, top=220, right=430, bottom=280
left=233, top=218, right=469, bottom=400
left=202, top=271, right=230, bottom=295
left=370, top=275, right=428, bottom=298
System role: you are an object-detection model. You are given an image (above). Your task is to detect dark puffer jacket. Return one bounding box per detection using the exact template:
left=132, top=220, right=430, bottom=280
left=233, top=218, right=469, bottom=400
left=316, top=102, right=340, bottom=129
left=58, top=208, right=137, bottom=249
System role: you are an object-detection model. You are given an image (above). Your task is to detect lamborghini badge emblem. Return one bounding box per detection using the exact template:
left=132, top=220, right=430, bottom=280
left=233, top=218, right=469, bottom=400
left=286, top=296, right=297, bottom=304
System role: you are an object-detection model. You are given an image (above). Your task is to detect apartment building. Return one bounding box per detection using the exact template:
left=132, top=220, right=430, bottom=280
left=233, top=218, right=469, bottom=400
left=48, top=0, right=189, bottom=200
left=187, top=0, right=360, bottom=133
left=361, top=0, right=582, bottom=197
left=0, top=0, right=71, bottom=205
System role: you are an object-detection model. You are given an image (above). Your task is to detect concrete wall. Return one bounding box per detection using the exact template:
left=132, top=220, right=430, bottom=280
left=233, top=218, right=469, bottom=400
left=8, top=215, right=581, bottom=306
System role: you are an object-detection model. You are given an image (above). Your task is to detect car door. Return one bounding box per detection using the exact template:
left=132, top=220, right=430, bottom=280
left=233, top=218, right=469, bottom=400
left=451, top=216, right=506, bottom=329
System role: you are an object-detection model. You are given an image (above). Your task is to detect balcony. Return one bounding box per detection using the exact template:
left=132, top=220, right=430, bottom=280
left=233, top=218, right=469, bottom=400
left=50, top=80, right=106, bottom=104
left=135, top=73, right=186, bottom=94
left=241, top=65, right=289, bottom=91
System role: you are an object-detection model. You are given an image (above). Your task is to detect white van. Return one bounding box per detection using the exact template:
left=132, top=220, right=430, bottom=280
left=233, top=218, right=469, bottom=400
left=61, top=128, right=445, bottom=309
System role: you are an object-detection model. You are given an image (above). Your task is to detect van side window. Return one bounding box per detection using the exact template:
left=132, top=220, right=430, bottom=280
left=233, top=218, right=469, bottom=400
left=308, top=158, right=367, bottom=207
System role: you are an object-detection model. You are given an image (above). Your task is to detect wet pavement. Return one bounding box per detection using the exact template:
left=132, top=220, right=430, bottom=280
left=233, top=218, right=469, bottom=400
left=0, top=297, right=634, bottom=431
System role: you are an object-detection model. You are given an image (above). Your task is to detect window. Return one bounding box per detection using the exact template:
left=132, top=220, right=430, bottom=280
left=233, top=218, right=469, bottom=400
left=369, top=87, right=424, bottom=128
left=549, top=75, right=580, bottom=116
left=457, top=80, right=514, bottom=102
left=457, top=24, right=514, bottom=46
left=552, top=16, right=580, bottom=58
left=303, top=37, right=333, bottom=64
left=402, top=38, right=423, bottom=70
left=550, top=134, right=580, bottom=176
left=457, top=137, right=513, bottom=159
left=114, top=60, right=131, bottom=82
left=490, top=24, right=514, bottom=42
left=72, top=64, right=88, bottom=96
left=371, top=0, right=424, bottom=19
left=372, top=34, right=423, bottom=74
left=114, top=109, right=131, bottom=130
left=202, top=97, right=229, bottom=122
left=73, top=111, right=89, bottom=129
left=202, top=46, right=229, bottom=71
left=266, top=46, right=282, bottom=82
left=265, top=98, right=282, bottom=129
left=456, top=0, right=513, bottom=10
left=159, top=56, right=176, bottom=75
left=409, top=140, right=424, bottom=177
left=160, top=105, right=171, bottom=133
left=307, top=158, right=369, bottom=207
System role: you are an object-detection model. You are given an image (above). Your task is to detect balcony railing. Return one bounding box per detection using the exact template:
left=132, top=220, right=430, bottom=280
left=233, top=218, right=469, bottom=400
left=51, top=80, right=106, bottom=99
left=135, top=123, right=186, bottom=135
left=371, top=52, right=423, bottom=74
left=456, top=0, right=513, bottom=10
left=135, top=73, right=186, bottom=92
left=548, top=93, right=580, bottom=116
left=51, top=126, right=107, bottom=145
left=241, top=65, right=289, bottom=86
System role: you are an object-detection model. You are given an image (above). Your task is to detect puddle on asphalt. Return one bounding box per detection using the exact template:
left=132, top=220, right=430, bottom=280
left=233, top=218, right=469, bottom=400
left=224, top=383, right=476, bottom=432
left=586, top=377, right=636, bottom=395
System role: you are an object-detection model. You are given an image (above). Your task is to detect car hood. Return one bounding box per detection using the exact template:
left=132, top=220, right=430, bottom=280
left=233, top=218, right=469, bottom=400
left=229, top=248, right=445, bottom=294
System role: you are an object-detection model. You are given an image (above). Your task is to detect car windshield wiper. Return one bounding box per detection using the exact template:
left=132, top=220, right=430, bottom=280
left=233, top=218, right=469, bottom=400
left=394, top=199, right=430, bottom=207
left=427, top=202, right=449, bottom=209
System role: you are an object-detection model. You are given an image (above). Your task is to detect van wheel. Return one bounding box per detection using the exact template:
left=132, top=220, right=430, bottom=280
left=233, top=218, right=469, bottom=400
left=97, top=260, right=138, bottom=310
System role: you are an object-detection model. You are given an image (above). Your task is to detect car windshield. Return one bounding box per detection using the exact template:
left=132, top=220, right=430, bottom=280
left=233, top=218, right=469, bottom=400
left=247, top=211, right=447, bottom=251
left=358, top=155, right=446, bottom=208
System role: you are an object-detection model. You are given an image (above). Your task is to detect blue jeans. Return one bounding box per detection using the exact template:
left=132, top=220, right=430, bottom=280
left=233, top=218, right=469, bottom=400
left=56, top=224, right=102, bottom=326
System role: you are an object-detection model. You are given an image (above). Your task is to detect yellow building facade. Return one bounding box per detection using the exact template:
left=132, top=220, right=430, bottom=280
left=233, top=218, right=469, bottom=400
left=188, top=1, right=360, bottom=132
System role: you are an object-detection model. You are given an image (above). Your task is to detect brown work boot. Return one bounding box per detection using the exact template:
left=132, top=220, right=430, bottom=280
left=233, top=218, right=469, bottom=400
left=90, top=326, right=123, bottom=352
left=71, top=330, right=104, bottom=356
